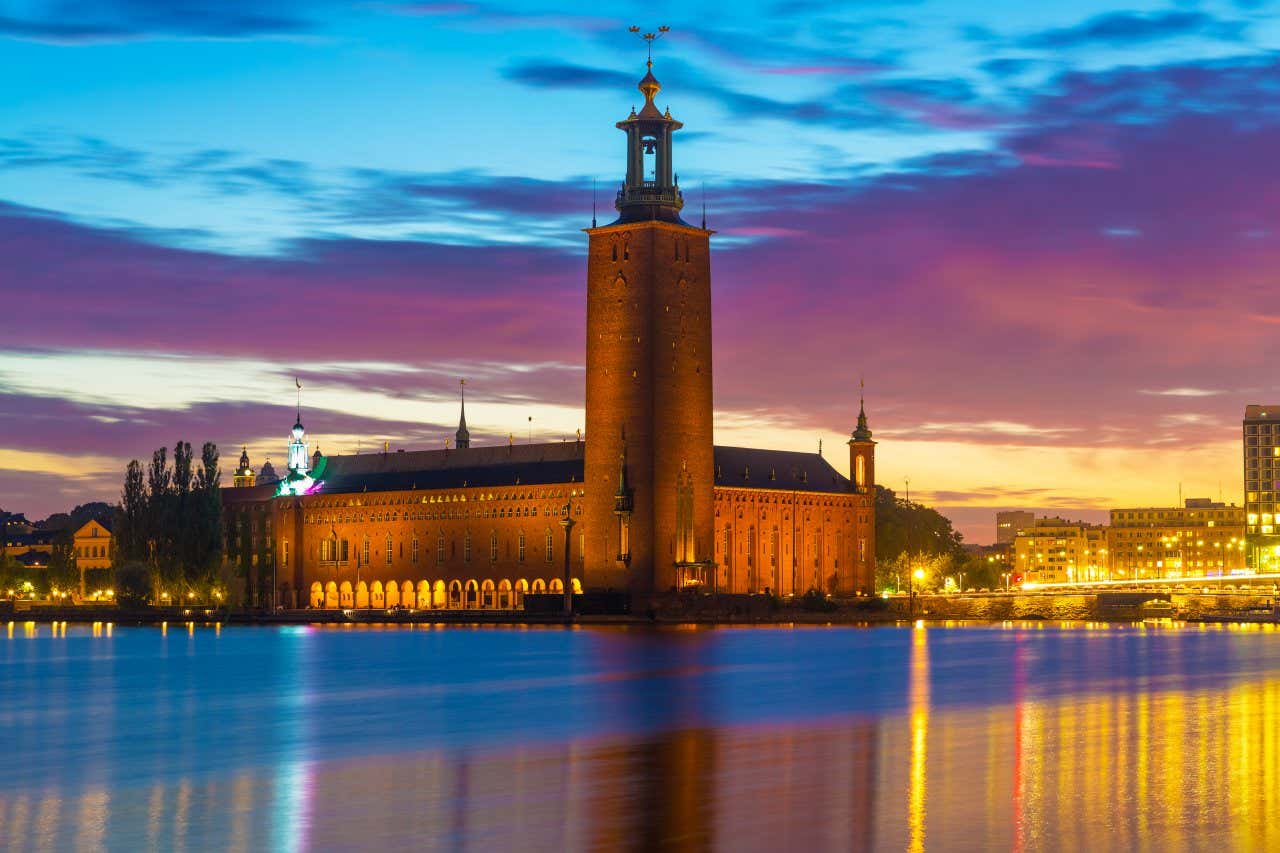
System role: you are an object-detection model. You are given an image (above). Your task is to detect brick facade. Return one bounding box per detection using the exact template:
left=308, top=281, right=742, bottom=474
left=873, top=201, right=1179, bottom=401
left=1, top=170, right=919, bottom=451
left=220, top=61, right=876, bottom=607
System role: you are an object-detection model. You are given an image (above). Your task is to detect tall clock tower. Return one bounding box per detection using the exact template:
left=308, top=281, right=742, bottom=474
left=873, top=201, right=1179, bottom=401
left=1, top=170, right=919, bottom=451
left=583, top=58, right=714, bottom=593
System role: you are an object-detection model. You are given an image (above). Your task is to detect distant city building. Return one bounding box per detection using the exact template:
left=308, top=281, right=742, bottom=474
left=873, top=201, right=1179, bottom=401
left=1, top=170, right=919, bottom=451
left=2, top=511, right=33, bottom=537
left=257, top=459, right=279, bottom=485
left=3, top=529, right=54, bottom=561
left=1243, top=405, right=1280, bottom=571
left=72, top=518, right=114, bottom=571
left=233, top=447, right=257, bottom=488
left=1015, top=517, right=1108, bottom=585
left=996, top=511, right=1035, bottom=545
left=1108, top=500, right=1244, bottom=579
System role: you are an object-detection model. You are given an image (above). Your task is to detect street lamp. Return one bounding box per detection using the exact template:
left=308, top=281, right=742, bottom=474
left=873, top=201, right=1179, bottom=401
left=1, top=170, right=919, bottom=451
left=560, top=499, right=575, bottom=618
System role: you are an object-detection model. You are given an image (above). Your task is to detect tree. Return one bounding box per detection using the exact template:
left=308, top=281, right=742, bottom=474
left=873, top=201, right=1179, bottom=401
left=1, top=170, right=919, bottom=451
left=118, top=460, right=146, bottom=564
left=874, top=486, right=971, bottom=593
left=118, top=440, right=225, bottom=604
left=47, top=533, right=78, bottom=597
left=114, top=561, right=152, bottom=607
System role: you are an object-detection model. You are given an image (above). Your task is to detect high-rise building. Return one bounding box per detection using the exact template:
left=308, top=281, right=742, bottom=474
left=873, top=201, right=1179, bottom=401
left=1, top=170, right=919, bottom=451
left=995, top=511, right=1035, bottom=545
left=1108, top=499, right=1244, bottom=579
left=1243, top=405, right=1280, bottom=570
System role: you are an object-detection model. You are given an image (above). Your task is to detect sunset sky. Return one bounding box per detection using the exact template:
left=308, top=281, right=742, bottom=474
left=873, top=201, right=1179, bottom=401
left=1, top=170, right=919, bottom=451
left=2, top=0, right=1277, bottom=542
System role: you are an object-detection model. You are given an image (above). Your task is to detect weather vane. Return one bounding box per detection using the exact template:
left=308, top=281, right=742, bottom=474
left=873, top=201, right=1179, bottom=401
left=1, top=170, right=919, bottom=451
left=628, top=25, right=670, bottom=67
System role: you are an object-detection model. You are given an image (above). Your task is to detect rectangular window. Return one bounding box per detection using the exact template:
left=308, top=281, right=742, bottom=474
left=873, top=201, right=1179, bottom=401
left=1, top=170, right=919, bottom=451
left=362, top=539, right=370, bottom=566
left=545, top=530, right=554, bottom=562
left=437, top=535, right=445, bottom=563
left=385, top=538, right=393, bottom=565
left=412, top=537, right=419, bottom=563
left=518, top=532, right=526, bottom=562
left=282, top=540, right=289, bottom=569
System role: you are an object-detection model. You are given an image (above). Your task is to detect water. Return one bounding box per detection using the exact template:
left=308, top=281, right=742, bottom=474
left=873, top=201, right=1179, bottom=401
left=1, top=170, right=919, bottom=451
left=1, top=620, right=1278, bottom=851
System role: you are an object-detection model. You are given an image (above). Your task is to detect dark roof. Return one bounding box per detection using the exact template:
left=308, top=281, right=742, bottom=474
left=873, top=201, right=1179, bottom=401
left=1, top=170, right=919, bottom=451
left=15, top=551, right=48, bottom=567
left=221, top=482, right=280, bottom=505
left=316, top=441, right=585, bottom=495
left=218, top=440, right=854, bottom=500
left=713, top=446, right=851, bottom=493
left=5, top=531, right=55, bottom=547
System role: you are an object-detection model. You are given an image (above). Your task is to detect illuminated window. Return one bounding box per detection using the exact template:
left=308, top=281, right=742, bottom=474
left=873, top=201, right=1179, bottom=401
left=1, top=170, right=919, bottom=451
left=385, top=536, right=393, bottom=565
left=361, top=539, right=370, bottom=566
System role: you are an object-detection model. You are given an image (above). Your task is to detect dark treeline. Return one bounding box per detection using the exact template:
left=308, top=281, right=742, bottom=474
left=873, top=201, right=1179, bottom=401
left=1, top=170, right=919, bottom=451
left=116, top=441, right=223, bottom=603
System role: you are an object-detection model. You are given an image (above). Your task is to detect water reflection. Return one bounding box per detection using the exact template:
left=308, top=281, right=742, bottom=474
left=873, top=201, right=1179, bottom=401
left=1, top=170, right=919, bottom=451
left=5, top=622, right=1280, bottom=849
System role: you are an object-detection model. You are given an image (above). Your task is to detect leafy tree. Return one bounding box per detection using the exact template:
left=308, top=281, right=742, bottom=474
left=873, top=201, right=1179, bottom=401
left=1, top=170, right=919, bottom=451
left=47, top=533, right=78, bottom=596
left=114, top=561, right=152, bottom=607
left=875, top=485, right=966, bottom=565
left=194, top=442, right=223, bottom=592
left=118, top=460, right=146, bottom=564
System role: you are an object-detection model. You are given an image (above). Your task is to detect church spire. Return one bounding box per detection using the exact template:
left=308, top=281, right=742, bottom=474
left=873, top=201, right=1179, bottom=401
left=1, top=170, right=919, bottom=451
left=852, top=378, right=873, bottom=442
left=455, top=379, right=471, bottom=449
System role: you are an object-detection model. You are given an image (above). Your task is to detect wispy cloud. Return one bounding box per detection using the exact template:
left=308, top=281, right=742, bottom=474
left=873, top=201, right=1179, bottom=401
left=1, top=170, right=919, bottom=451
left=1021, top=11, right=1245, bottom=49
left=1140, top=387, right=1225, bottom=397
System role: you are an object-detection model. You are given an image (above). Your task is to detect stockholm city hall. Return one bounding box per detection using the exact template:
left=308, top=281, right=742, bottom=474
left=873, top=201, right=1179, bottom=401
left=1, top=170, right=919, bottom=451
left=223, top=53, right=877, bottom=610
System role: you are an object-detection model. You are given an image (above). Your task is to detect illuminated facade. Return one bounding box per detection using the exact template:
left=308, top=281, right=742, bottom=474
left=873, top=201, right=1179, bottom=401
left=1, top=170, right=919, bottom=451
left=1108, top=500, right=1244, bottom=579
left=221, top=58, right=876, bottom=608
left=71, top=518, right=113, bottom=571
left=1243, top=405, right=1280, bottom=570
left=1014, top=517, right=1108, bottom=585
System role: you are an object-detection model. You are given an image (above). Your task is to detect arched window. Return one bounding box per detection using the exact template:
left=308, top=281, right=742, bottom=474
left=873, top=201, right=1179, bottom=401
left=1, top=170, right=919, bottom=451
left=855, top=455, right=866, bottom=488
left=544, top=529, right=554, bottom=562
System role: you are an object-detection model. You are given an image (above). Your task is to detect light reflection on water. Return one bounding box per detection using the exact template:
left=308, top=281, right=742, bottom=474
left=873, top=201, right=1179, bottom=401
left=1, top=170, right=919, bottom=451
left=2, top=620, right=1280, bottom=850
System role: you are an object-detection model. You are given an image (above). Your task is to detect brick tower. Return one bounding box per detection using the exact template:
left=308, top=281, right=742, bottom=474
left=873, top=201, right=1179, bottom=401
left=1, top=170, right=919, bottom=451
left=583, top=57, right=714, bottom=593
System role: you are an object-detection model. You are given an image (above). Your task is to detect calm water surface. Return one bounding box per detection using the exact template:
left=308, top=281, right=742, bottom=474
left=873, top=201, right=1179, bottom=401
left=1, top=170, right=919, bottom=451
left=2, top=620, right=1278, bottom=851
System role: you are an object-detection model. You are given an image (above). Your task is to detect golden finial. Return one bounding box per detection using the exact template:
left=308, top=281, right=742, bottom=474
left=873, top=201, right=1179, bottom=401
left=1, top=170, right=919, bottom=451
left=628, top=25, right=670, bottom=68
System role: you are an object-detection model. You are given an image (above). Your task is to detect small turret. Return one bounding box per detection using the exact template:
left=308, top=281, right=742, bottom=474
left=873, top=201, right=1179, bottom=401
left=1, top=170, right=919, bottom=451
left=848, top=380, right=876, bottom=493
left=455, top=379, right=471, bottom=449
left=233, top=446, right=256, bottom=488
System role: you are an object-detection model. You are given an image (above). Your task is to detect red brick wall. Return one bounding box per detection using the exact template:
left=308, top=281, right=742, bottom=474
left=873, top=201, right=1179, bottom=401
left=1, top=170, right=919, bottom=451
left=583, top=220, right=714, bottom=593
left=712, top=488, right=875, bottom=596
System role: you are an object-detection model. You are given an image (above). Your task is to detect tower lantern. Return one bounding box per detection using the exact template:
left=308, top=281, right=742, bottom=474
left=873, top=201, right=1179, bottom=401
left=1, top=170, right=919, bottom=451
left=616, top=26, right=684, bottom=223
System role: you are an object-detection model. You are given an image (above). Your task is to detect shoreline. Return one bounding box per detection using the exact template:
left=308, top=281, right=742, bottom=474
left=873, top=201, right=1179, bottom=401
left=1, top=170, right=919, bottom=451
left=3, top=603, right=1276, bottom=628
